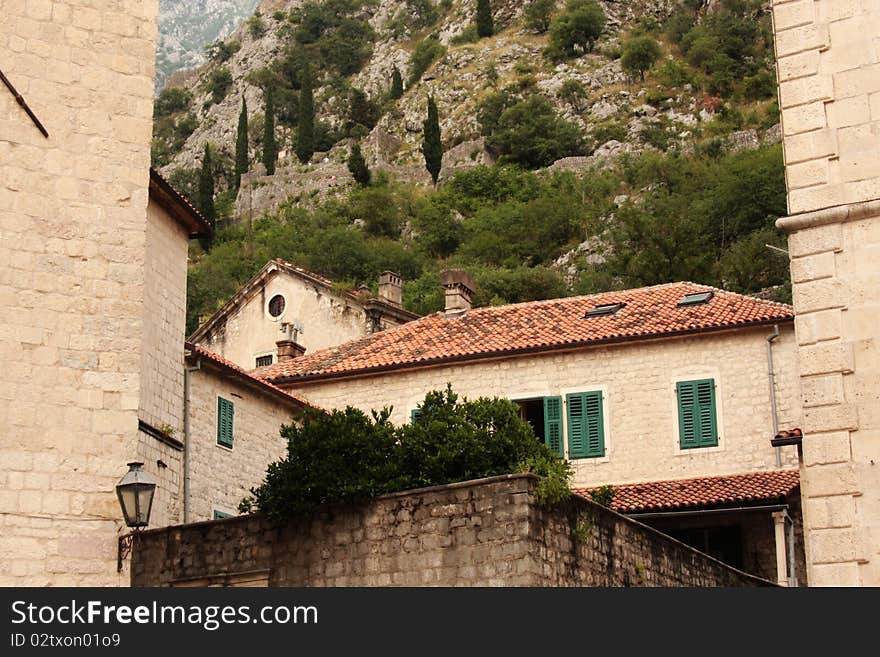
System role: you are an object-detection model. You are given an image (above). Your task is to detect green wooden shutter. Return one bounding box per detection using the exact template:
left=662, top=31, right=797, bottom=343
left=543, top=396, right=564, bottom=458
left=566, top=391, right=604, bottom=458
left=217, top=397, right=234, bottom=447
left=213, top=510, right=233, bottom=520
left=677, top=379, right=717, bottom=448
left=411, top=408, right=422, bottom=424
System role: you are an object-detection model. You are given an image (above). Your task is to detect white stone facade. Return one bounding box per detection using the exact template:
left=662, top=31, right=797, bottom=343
left=0, top=0, right=160, bottom=585
left=773, top=0, right=880, bottom=586
left=191, top=262, right=414, bottom=370
left=186, top=361, right=301, bottom=522
left=288, top=326, right=802, bottom=488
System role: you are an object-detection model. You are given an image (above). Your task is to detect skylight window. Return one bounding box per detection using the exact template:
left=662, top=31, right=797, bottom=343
left=677, top=291, right=714, bottom=307
left=584, top=303, right=625, bottom=318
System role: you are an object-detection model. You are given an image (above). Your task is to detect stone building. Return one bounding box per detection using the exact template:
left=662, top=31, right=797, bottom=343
left=190, top=259, right=419, bottom=371
left=183, top=342, right=308, bottom=523
left=771, top=0, right=880, bottom=585
left=255, top=276, right=807, bottom=584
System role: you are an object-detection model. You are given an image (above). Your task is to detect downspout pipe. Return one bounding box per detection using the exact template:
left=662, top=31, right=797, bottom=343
left=766, top=324, right=781, bottom=468
left=183, top=353, right=201, bottom=524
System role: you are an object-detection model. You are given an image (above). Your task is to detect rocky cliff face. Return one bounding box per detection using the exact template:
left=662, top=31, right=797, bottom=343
left=156, top=0, right=778, bottom=220
left=157, top=0, right=262, bottom=93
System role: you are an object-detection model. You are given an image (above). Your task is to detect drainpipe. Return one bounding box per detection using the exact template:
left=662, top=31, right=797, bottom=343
left=183, top=354, right=201, bottom=524
left=766, top=324, right=781, bottom=468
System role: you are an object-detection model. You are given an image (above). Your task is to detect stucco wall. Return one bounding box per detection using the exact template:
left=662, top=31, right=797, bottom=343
left=772, top=0, right=880, bottom=586
left=0, top=0, right=159, bottom=585
left=130, top=475, right=771, bottom=587
left=187, top=365, right=299, bottom=522
left=289, top=327, right=802, bottom=489
left=194, top=271, right=369, bottom=370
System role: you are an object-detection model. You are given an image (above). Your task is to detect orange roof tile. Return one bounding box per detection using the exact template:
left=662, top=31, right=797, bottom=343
left=253, top=282, right=793, bottom=383
left=185, top=342, right=313, bottom=409
left=573, top=470, right=801, bottom=513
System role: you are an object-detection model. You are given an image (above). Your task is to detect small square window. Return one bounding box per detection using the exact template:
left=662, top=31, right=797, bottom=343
left=255, top=354, right=273, bottom=367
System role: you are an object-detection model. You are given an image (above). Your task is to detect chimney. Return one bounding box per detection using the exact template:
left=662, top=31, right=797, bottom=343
left=276, top=339, right=306, bottom=362
left=378, top=271, right=402, bottom=307
left=440, top=269, right=476, bottom=315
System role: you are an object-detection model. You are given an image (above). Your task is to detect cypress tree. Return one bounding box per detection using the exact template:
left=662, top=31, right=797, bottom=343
left=422, top=95, right=442, bottom=185
left=390, top=66, right=404, bottom=100
left=262, top=88, right=277, bottom=175
left=476, top=0, right=494, bottom=38
left=198, top=143, right=216, bottom=226
left=296, top=61, right=315, bottom=164
left=347, top=143, right=371, bottom=186
left=235, top=97, right=248, bottom=189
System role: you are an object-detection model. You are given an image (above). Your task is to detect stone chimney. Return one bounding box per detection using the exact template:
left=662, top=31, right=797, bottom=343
left=440, top=269, right=476, bottom=315
left=378, top=271, right=403, bottom=307
left=276, top=339, right=306, bottom=362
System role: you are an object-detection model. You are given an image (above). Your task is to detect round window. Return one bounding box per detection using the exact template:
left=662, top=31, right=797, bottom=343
left=268, top=294, right=286, bottom=318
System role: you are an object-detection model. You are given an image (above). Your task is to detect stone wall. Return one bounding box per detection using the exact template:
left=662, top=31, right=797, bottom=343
left=186, top=363, right=300, bottom=522
left=290, top=327, right=802, bottom=489
left=131, top=475, right=771, bottom=587
left=772, top=0, right=880, bottom=214
left=772, top=0, right=880, bottom=585
left=0, top=0, right=159, bottom=585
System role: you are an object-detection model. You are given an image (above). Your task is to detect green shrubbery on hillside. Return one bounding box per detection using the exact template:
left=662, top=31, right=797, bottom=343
left=186, top=143, right=790, bottom=333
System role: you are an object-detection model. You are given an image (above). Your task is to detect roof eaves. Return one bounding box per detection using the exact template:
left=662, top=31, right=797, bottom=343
left=149, top=168, right=212, bottom=238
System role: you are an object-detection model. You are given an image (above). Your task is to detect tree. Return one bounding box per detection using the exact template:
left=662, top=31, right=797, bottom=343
left=559, top=78, right=587, bottom=112
left=262, top=88, right=277, bottom=175
left=198, top=143, right=216, bottom=227
left=347, top=143, right=371, bottom=186
left=389, top=66, right=404, bottom=100
left=476, top=0, right=494, bottom=38
left=422, top=95, right=442, bottom=184
left=486, top=95, right=584, bottom=169
left=296, top=61, right=315, bottom=164
left=235, top=97, right=248, bottom=189
left=621, top=36, right=662, bottom=81
left=548, top=0, right=606, bottom=58
left=524, top=0, right=555, bottom=33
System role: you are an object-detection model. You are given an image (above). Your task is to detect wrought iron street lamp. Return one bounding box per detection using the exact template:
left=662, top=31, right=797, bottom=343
left=116, top=462, right=156, bottom=571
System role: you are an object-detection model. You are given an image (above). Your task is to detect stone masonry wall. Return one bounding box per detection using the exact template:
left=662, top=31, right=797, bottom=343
left=290, top=327, right=802, bottom=490
left=187, top=364, right=299, bottom=522
left=130, top=475, right=771, bottom=587
left=0, top=0, right=159, bottom=585
left=772, top=0, right=880, bottom=585
left=772, top=0, right=880, bottom=214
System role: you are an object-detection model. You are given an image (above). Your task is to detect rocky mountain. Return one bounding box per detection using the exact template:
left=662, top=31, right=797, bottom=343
left=154, top=0, right=780, bottom=220
left=156, top=0, right=262, bottom=93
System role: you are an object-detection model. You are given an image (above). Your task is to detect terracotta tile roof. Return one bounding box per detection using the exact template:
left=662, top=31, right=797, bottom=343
left=253, top=282, right=793, bottom=383
left=185, top=342, right=313, bottom=409
left=573, top=470, right=801, bottom=513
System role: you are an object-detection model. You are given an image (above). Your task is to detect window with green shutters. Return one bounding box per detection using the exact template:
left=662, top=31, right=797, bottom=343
left=543, top=396, right=564, bottom=458
left=411, top=408, right=422, bottom=424
left=217, top=396, right=234, bottom=448
left=677, top=379, right=718, bottom=449
left=213, top=510, right=233, bottom=520
left=566, top=391, right=604, bottom=458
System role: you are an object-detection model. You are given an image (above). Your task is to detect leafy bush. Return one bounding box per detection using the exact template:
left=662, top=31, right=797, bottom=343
left=547, top=0, right=606, bottom=59
left=408, top=35, right=447, bottom=86
left=486, top=95, right=584, bottom=168
left=450, top=24, right=479, bottom=44
left=204, top=67, right=232, bottom=106
left=154, top=88, right=192, bottom=117
left=243, top=386, right=571, bottom=521
left=247, top=12, right=267, bottom=39
left=620, top=36, right=662, bottom=81
left=524, top=0, right=555, bottom=34
left=590, top=120, right=627, bottom=147
left=205, top=39, right=240, bottom=63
